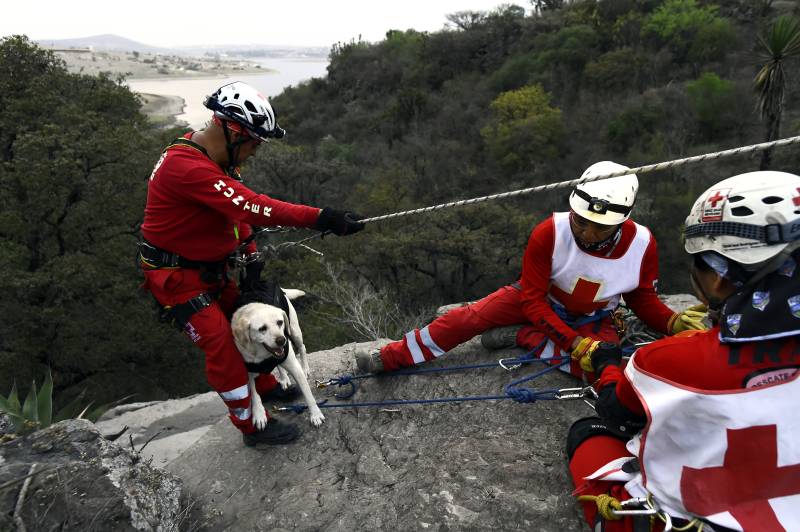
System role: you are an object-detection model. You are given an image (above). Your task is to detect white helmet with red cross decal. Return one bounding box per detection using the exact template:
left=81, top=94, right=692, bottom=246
left=684, top=171, right=800, bottom=266
left=569, top=161, right=639, bottom=225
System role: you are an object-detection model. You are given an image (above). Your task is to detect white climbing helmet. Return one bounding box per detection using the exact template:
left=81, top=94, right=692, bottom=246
left=569, top=161, right=639, bottom=225
left=204, top=81, right=285, bottom=141
left=684, top=171, right=800, bottom=266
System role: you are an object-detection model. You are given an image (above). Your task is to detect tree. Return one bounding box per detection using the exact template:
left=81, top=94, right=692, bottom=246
left=686, top=72, right=737, bottom=141
left=480, top=84, right=564, bottom=173
left=754, top=15, right=800, bottom=169
left=0, top=36, right=201, bottom=404
left=641, top=0, right=734, bottom=67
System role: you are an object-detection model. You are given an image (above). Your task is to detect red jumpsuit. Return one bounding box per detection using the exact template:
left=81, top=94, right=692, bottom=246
left=141, top=134, right=320, bottom=434
left=379, top=214, right=674, bottom=376
left=570, top=328, right=800, bottom=530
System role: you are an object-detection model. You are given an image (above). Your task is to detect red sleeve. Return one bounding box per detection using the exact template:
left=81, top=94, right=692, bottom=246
left=621, top=233, right=674, bottom=335
left=183, top=165, right=321, bottom=228
left=520, top=217, right=581, bottom=350
left=237, top=223, right=258, bottom=254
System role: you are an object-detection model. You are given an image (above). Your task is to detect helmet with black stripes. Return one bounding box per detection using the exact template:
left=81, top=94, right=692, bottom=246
left=204, top=81, right=285, bottom=141
left=684, top=171, right=800, bottom=266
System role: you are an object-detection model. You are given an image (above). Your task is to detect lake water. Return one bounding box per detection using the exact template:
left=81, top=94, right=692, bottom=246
left=127, top=57, right=329, bottom=129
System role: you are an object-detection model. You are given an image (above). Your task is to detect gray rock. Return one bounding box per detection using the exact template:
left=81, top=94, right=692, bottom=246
left=166, top=338, right=589, bottom=531
left=0, top=419, right=183, bottom=531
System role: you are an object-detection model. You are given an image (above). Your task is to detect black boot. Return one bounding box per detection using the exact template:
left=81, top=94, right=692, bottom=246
left=242, top=418, right=301, bottom=447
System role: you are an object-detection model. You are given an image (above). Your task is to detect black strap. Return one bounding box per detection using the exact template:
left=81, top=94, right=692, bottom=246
left=685, top=219, right=800, bottom=244
left=244, top=349, right=289, bottom=374
left=138, top=240, right=226, bottom=273
left=164, top=137, right=210, bottom=157
left=572, top=188, right=633, bottom=215
left=159, top=292, right=218, bottom=331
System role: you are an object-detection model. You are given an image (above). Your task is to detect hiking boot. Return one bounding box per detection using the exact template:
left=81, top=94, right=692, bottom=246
left=480, top=325, right=523, bottom=350
left=260, top=384, right=301, bottom=402
left=355, top=349, right=384, bottom=373
left=242, top=418, right=301, bottom=447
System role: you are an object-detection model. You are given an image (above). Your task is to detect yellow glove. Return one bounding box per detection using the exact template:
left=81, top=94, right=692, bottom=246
left=570, top=337, right=601, bottom=373
left=668, top=304, right=709, bottom=334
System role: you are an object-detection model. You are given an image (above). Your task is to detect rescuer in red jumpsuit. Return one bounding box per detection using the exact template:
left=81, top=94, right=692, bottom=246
left=140, top=81, right=364, bottom=447
left=355, top=162, right=704, bottom=377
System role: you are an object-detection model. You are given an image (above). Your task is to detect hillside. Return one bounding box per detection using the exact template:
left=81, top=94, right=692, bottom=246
left=2, top=1, right=800, bottom=408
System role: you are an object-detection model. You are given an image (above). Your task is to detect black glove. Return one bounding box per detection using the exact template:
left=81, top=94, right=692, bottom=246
left=590, top=342, right=623, bottom=375
left=239, top=258, right=264, bottom=292
left=315, top=207, right=365, bottom=236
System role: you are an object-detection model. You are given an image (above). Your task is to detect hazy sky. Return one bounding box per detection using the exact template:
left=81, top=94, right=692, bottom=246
left=3, top=0, right=519, bottom=48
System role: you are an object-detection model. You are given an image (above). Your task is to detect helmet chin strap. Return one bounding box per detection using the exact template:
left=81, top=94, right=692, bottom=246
left=221, top=120, right=249, bottom=180
left=690, top=269, right=722, bottom=325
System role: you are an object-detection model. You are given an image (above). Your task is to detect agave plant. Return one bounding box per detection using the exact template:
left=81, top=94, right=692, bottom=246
left=754, top=15, right=800, bottom=169
left=0, top=369, right=128, bottom=436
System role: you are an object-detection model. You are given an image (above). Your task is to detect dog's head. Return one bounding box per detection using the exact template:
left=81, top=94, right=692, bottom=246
left=231, top=303, right=290, bottom=362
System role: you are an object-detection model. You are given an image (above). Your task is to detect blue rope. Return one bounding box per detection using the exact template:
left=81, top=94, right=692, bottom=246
left=278, top=387, right=563, bottom=414
left=298, top=306, right=613, bottom=410
left=324, top=349, right=555, bottom=399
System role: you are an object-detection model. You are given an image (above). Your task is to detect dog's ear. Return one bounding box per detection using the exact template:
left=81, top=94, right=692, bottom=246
left=282, top=310, right=290, bottom=339
left=231, top=312, right=253, bottom=353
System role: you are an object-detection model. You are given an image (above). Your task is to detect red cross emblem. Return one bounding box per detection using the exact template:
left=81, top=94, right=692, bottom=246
left=680, top=425, right=800, bottom=531
left=793, top=187, right=800, bottom=207
left=701, top=188, right=731, bottom=222
left=706, top=190, right=727, bottom=207
left=549, top=277, right=608, bottom=315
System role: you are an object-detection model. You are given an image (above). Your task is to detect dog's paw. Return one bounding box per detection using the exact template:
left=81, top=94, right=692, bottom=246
left=309, top=410, right=325, bottom=427
left=252, top=408, right=269, bottom=430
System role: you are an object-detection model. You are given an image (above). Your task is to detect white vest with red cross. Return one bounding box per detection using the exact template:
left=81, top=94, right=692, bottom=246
left=548, top=212, right=651, bottom=316
left=586, top=355, right=800, bottom=531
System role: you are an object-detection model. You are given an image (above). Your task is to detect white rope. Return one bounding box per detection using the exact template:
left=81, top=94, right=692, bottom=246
left=359, top=135, right=800, bottom=224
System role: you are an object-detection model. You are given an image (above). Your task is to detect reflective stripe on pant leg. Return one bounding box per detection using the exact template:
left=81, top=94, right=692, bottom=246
left=420, top=326, right=445, bottom=357
left=405, top=330, right=426, bottom=364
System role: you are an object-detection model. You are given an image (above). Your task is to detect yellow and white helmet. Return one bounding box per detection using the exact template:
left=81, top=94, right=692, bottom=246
left=569, top=161, right=639, bottom=225
left=684, top=171, right=800, bottom=267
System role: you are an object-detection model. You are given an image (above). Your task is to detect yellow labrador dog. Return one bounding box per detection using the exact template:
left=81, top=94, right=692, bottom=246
left=231, top=289, right=324, bottom=427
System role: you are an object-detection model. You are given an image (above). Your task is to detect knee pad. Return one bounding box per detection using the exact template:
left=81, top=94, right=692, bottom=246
left=566, top=416, right=624, bottom=460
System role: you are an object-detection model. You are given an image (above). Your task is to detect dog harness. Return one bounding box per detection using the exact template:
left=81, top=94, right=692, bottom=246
left=243, top=350, right=289, bottom=374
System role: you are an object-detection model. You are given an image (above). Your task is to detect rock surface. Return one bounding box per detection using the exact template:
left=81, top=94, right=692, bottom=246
left=0, top=419, right=183, bottom=531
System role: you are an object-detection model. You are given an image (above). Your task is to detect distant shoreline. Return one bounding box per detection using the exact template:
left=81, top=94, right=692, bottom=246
left=126, top=67, right=276, bottom=82
left=137, top=93, right=188, bottom=128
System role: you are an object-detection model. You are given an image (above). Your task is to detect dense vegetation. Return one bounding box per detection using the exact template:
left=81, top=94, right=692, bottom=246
left=1, top=0, right=799, bottom=405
